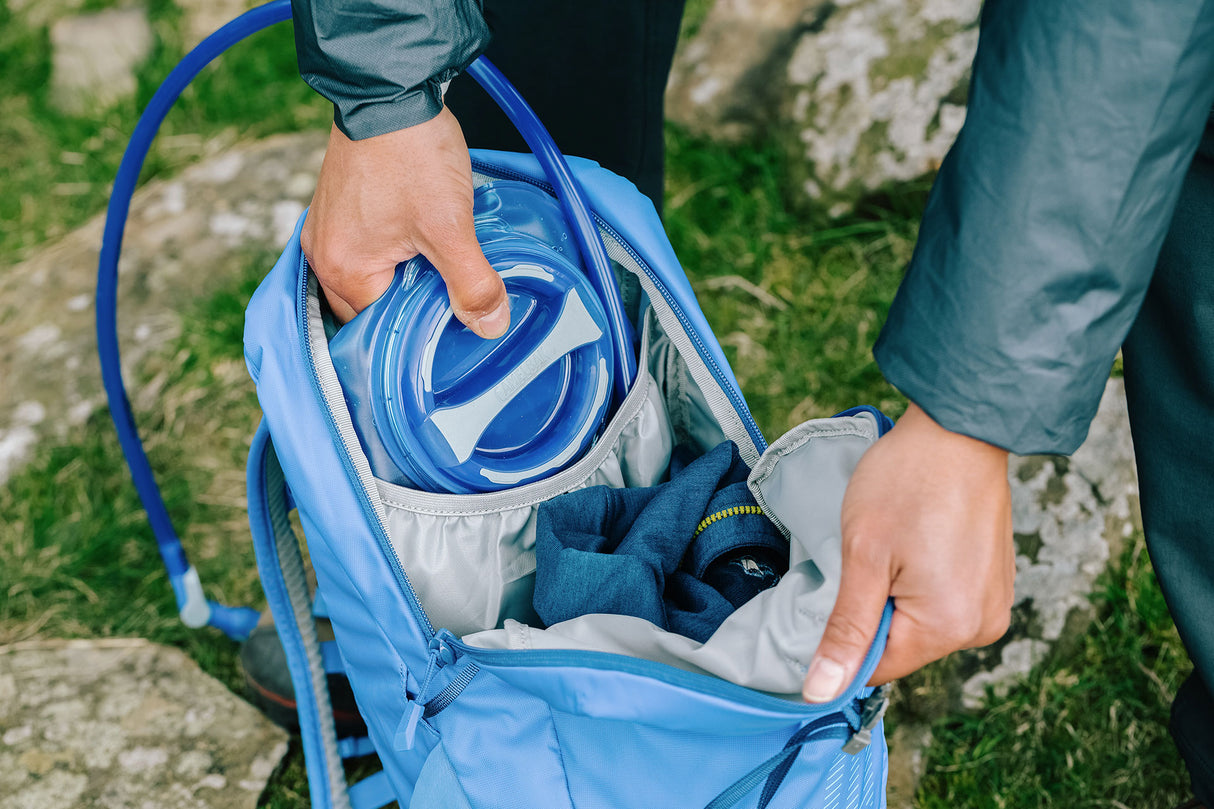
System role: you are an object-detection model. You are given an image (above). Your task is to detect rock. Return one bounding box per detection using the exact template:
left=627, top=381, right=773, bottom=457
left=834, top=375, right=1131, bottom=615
left=666, top=0, right=834, bottom=142
left=666, top=0, right=982, bottom=215
left=7, top=0, right=86, bottom=29
left=50, top=8, right=154, bottom=115
left=174, top=0, right=263, bottom=50
left=0, top=131, right=326, bottom=488
left=885, top=721, right=933, bottom=809
left=0, top=638, right=288, bottom=808
left=886, top=377, right=1138, bottom=797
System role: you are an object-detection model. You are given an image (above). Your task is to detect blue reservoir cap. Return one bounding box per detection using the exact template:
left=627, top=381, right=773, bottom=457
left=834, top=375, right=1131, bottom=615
left=370, top=236, right=614, bottom=493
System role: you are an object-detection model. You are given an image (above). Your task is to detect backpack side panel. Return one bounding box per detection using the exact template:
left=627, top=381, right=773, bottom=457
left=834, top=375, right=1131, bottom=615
left=244, top=216, right=440, bottom=803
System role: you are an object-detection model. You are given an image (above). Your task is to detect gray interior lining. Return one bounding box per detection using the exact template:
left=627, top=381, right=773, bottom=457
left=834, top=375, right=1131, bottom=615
left=374, top=361, right=674, bottom=637
left=599, top=231, right=758, bottom=466
left=463, top=413, right=880, bottom=696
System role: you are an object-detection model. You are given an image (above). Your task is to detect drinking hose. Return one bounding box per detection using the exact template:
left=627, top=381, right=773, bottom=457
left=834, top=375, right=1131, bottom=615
left=96, top=0, right=635, bottom=640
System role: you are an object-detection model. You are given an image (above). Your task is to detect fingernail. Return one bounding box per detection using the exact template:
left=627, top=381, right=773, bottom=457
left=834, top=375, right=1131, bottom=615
left=803, top=657, right=846, bottom=703
left=474, top=302, right=510, bottom=339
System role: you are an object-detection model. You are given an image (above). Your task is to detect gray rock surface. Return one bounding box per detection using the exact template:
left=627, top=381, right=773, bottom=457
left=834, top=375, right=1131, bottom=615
left=886, top=377, right=1138, bottom=806
left=0, top=638, right=288, bottom=809
left=7, top=0, right=86, bottom=28
left=50, top=8, right=154, bottom=115
left=667, top=0, right=982, bottom=214
left=175, top=0, right=263, bottom=49
left=0, top=131, right=326, bottom=487
left=666, top=0, right=831, bottom=141
left=964, top=377, right=1138, bottom=710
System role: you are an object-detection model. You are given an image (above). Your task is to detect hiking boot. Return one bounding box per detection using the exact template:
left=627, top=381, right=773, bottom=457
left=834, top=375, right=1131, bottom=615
left=240, top=616, right=367, bottom=738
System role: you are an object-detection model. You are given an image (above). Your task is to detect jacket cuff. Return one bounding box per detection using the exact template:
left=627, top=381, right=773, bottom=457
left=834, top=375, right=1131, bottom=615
left=292, top=0, right=489, bottom=141
left=332, top=79, right=445, bottom=141
left=873, top=310, right=1108, bottom=456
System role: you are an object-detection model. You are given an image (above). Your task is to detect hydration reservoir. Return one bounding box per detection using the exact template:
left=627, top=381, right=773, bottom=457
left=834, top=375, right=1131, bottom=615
left=328, top=180, right=617, bottom=494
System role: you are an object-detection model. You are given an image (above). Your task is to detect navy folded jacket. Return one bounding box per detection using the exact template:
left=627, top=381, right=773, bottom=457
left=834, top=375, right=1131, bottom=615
left=533, top=441, right=788, bottom=642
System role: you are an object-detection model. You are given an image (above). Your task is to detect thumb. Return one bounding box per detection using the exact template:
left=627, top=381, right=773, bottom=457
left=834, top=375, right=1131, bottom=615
left=803, top=551, right=891, bottom=703
left=421, top=224, right=511, bottom=340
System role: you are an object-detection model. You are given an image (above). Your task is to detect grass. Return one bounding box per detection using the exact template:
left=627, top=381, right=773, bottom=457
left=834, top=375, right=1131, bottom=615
left=0, top=1, right=1195, bottom=807
left=0, top=251, right=269, bottom=667
left=0, top=0, right=328, bottom=263
left=917, top=537, right=1192, bottom=808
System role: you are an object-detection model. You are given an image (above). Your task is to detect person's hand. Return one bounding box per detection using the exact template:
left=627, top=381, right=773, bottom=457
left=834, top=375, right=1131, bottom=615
left=802, top=402, right=1015, bottom=702
left=301, top=111, right=511, bottom=336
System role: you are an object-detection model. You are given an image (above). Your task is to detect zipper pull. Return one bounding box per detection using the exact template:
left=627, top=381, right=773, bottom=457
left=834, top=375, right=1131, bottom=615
left=394, top=635, right=457, bottom=751
left=841, top=683, right=891, bottom=755
left=394, top=700, right=426, bottom=752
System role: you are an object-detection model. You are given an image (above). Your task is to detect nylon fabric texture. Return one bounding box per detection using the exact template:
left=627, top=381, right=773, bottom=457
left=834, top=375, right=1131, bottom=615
left=874, top=0, right=1214, bottom=454
left=290, top=0, right=490, bottom=138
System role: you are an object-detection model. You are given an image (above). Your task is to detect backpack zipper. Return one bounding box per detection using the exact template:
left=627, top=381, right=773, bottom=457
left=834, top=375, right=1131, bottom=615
left=443, top=599, right=891, bottom=718
left=298, top=254, right=436, bottom=639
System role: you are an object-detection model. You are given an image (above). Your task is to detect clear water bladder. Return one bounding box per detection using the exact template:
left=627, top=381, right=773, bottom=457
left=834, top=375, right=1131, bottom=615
left=328, top=180, right=617, bottom=494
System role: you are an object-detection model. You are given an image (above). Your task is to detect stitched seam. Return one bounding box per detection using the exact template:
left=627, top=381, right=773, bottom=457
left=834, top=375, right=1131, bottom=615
left=749, top=425, right=871, bottom=491
left=547, top=706, right=578, bottom=809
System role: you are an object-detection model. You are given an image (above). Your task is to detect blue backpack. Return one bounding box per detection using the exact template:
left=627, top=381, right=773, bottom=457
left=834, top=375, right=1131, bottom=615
left=245, top=110, right=894, bottom=809
left=99, top=4, right=895, bottom=807
left=244, top=147, right=894, bottom=807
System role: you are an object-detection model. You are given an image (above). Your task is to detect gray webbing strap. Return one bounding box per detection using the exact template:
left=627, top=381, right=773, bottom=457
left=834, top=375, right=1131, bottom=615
left=251, top=423, right=352, bottom=809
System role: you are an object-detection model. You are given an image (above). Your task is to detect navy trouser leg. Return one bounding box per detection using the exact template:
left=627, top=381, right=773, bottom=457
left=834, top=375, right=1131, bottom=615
left=1123, top=116, right=1214, bottom=805
left=443, top=0, right=686, bottom=212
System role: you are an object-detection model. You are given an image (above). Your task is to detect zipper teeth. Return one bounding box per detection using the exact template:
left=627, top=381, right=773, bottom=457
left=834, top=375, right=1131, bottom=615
left=470, top=159, right=768, bottom=453
left=448, top=640, right=852, bottom=714
left=692, top=505, right=766, bottom=539
left=299, top=256, right=436, bottom=638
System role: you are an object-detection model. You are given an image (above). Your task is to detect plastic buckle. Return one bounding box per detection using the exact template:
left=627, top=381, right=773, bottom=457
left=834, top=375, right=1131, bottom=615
left=841, top=683, right=891, bottom=755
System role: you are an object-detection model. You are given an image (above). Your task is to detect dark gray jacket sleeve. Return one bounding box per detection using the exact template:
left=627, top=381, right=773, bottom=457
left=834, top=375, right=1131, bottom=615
left=873, top=0, right=1214, bottom=455
left=291, top=0, right=490, bottom=140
